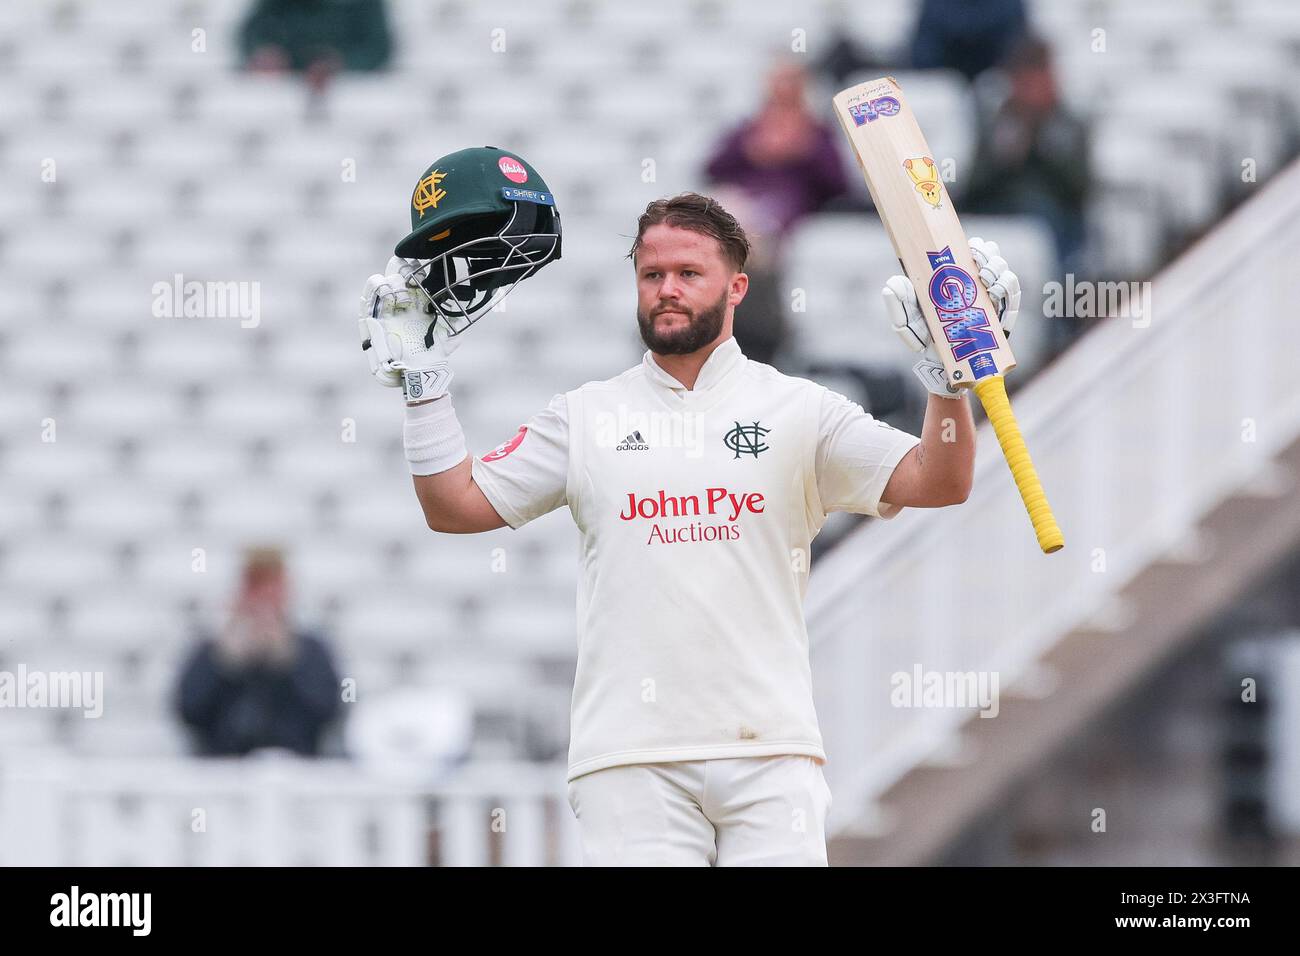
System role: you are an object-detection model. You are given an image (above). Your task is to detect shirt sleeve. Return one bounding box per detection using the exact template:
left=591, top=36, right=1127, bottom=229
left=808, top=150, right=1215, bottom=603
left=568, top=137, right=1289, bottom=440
left=815, top=388, right=921, bottom=520
left=470, top=393, right=569, bottom=530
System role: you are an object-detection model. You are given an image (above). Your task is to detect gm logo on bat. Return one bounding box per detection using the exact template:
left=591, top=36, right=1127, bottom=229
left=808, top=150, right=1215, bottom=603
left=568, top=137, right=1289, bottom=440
left=926, top=247, right=999, bottom=378
left=847, top=95, right=901, bottom=126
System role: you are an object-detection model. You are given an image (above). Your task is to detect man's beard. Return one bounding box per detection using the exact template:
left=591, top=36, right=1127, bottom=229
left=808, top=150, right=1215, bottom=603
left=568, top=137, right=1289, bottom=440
left=636, top=289, right=728, bottom=355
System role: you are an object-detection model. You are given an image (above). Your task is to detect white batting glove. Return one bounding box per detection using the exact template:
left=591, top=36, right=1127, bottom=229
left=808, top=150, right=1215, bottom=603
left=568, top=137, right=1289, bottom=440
left=881, top=237, right=1020, bottom=397
left=969, top=237, right=1020, bottom=339
left=358, top=256, right=462, bottom=403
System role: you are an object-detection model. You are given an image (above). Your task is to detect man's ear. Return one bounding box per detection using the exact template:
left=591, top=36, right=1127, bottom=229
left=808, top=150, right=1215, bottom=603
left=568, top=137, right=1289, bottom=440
left=729, top=272, right=749, bottom=307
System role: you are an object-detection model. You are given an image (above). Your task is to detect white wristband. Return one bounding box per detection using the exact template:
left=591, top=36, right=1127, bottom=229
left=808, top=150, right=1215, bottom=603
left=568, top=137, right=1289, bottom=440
left=404, top=394, right=468, bottom=476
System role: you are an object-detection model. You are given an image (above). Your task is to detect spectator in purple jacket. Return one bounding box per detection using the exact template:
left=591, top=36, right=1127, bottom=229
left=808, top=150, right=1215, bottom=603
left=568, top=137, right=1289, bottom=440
left=703, top=59, right=848, bottom=367
left=705, top=60, right=848, bottom=239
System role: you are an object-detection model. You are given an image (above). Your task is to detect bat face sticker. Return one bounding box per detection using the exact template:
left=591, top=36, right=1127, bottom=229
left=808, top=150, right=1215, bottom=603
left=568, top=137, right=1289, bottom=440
left=903, top=156, right=943, bottom=207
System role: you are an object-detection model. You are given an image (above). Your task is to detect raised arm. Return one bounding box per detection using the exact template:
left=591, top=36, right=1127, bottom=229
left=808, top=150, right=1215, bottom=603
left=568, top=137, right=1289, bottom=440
left=358, top=261, right=505, bottom=535
left=407, top=399, right=506, bottom=533
left=359, top=259, right=569, bottom=536
left=878, top=236, right=1023, bottom=510
left=879, top=392, right=974, bottom=508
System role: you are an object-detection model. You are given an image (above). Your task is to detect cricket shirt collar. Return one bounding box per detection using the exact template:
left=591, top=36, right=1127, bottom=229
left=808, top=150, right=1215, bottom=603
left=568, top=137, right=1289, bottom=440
left=642, top=336, right=746, bottom=395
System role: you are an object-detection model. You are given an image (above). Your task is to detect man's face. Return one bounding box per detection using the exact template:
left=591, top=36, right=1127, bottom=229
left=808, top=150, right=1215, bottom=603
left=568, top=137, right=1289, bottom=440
left=634, top=224, right=744, bottom=355
left=1011, top=64, right=1057, bottom=113
left=242, top=568, right=287, bottom=617
left=765, top=61, right=805, bottom=110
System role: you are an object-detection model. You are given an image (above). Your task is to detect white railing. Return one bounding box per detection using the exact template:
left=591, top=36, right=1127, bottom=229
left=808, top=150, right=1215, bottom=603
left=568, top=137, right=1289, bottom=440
left=0, top=753, right=582, bottom=866
left=807, top=159, right=1300, bottom=832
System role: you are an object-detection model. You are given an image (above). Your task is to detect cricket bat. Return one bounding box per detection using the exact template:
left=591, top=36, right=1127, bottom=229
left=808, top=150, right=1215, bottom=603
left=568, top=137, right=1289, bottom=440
left=832, top=76, right=1064, bottom=554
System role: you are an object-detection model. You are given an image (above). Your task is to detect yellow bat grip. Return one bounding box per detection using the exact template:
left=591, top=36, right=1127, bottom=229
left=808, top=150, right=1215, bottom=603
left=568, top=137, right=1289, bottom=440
left=972, top=375, right=1064, bottom=554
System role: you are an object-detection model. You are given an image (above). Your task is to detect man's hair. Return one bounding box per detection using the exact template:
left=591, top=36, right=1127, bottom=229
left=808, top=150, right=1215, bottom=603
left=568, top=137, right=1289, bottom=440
left=1005, top=33, right=1052, bottom=72
left=627, top=192, right=750, bottom=272
left=242, top=545, right=285, bottom=584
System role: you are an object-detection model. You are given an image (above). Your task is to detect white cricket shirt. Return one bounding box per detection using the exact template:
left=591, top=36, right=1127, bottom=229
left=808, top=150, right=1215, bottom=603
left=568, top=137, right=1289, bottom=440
left=471, top=336, right=920, bottom=781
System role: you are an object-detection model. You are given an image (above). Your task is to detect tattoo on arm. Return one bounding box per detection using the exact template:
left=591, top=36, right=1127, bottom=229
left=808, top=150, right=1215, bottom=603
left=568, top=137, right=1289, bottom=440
left=915, top=442, right=925, bottom=468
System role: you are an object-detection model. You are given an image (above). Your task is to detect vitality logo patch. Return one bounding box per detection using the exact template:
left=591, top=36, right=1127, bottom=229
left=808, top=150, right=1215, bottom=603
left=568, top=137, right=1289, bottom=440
left=482, top=425, right=527, bottom=462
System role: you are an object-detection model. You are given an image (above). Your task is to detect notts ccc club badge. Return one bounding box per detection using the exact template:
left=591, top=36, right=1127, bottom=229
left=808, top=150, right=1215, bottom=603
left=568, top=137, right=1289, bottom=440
left=412, top=169, right=447, bottom=218
left=724, top=421, right=770, bottom=459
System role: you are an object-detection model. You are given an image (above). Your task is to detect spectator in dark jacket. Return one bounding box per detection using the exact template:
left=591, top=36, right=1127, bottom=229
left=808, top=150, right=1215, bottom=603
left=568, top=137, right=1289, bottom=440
left=909, top=0, right=1028, bottom=81
left=962, top=35, right=1089, bottom=275
left=239, top=0, right=393, bottom=92
left=176, top=547, right=341, bottom=757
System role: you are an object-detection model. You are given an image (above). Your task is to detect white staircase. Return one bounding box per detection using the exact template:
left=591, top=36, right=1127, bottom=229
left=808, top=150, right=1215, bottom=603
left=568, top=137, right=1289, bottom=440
left=807, top=158, right=1300, bottom=864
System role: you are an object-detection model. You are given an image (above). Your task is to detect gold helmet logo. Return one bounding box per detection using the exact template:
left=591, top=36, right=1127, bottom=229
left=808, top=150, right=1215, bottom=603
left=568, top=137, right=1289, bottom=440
left=412, top=170, right=447, bottom=218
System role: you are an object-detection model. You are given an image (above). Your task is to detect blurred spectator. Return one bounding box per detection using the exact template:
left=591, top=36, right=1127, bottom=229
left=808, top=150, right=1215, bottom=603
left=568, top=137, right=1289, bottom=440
left=910, top=0, right=1028, bottom=81
left=816, top=30, right=887, bottom=90
left=175, top=547, right=341, bottom=757
left=703, top=60, right=848, bottom=366
left=961, top=35, right=1090, bottom=279
left=239, top=0, right=393, bottom=93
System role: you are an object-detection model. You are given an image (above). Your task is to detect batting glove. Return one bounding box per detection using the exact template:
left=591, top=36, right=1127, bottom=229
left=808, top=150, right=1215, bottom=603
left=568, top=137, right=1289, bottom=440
left=358, top=256, right=463, bottom=403
left=881, top=237, right=1020, bottom=398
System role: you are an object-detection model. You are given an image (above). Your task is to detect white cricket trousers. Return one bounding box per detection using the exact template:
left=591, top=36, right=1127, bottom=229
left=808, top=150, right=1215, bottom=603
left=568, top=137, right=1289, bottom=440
left=565, top=754, right=832, bottom=866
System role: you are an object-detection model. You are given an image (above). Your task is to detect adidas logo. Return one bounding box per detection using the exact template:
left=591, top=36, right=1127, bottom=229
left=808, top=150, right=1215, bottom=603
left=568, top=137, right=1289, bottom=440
left=615, top=430, right=650, bottom=451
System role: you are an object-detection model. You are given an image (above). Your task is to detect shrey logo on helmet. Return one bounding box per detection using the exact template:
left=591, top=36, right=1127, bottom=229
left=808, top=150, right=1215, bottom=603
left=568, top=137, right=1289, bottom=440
left=393, top=146, right=562, bottom=341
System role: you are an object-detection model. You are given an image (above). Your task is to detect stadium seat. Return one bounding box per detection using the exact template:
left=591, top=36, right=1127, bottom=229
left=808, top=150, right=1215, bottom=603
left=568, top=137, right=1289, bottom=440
left=784, top=214, right=907, bottom=373
left=330, top=593, right=463, bottom=655
left=60, top=483, right=180, bottom=540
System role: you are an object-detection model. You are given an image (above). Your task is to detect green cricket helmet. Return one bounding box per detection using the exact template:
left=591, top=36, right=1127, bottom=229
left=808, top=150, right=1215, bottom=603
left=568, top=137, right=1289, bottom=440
left=395, top=146, right=561, bottom=335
